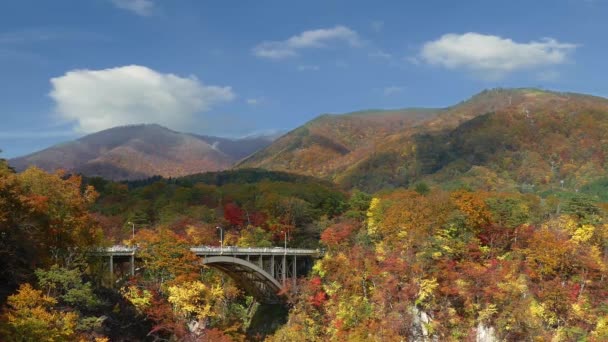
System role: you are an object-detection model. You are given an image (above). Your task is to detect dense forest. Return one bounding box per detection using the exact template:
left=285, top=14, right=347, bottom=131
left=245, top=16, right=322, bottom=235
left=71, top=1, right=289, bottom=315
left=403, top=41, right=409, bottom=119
left=3, top=148, right=608, bottom=340
left=0, top=159, right=350, bottom=340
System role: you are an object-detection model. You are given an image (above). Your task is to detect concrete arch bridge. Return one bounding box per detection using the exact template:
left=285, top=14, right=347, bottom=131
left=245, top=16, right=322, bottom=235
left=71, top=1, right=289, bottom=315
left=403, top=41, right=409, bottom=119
left=99, top=246, right=321, bottom=304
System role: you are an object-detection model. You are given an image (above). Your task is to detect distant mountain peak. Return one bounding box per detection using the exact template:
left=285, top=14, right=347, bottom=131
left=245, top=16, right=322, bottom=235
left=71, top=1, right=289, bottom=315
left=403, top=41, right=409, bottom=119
left=9, top=124, right=275, bottom=180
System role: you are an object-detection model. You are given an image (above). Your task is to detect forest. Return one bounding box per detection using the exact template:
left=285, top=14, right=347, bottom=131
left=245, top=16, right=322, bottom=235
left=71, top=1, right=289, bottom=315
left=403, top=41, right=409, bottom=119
left=2, top=150, right=608, bottom=341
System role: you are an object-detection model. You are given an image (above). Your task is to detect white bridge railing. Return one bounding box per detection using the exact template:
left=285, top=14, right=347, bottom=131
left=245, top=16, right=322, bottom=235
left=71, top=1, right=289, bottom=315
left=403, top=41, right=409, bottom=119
left=191, top=246, right=320, bottom=256
left=99, top=245, right=322, bottom=256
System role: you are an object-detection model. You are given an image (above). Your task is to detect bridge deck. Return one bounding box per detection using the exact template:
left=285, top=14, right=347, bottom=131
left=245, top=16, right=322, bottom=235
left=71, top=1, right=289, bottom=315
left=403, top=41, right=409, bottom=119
left=98, top=245, right=321, bottom=257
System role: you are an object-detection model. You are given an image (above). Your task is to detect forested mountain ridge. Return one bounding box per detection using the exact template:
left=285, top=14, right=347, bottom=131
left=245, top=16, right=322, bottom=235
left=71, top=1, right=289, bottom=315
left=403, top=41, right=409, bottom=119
left=339, top=89, right=608, bottom=192
left=237, top=88, right=529, bottom=177
left=240, top=88, right=608, bottom=193
left=237, top=108, right=441, bottom=178
left=9, top=124, right=275, bottom=180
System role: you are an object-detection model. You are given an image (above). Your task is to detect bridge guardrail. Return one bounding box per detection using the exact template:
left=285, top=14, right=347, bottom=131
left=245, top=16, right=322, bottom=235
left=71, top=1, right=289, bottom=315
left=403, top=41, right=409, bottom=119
left=97, top=245, right=324, bottom=257
left=191, top=246, right=320, bottom=255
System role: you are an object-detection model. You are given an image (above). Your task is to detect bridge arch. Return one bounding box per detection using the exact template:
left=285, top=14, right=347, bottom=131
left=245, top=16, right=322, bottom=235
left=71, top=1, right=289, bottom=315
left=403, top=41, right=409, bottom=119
left=202, top=256, right=283, bottom=304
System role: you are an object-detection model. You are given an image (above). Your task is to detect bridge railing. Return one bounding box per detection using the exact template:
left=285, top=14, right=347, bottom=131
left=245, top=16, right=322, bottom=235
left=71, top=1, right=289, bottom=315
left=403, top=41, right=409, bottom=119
left=191, top=246, right=320, bottom=256
left=96, top=245, right=324, bottom=257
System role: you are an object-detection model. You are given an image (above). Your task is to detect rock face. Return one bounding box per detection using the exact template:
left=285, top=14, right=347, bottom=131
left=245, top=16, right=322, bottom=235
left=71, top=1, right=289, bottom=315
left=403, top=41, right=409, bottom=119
left=410, top=307, right=498, bottom=342
left=411, top=307, right=437, bottom=342
left=9, top=124, right=275, bottom=180
left=476, top=323, right=497, bottom=342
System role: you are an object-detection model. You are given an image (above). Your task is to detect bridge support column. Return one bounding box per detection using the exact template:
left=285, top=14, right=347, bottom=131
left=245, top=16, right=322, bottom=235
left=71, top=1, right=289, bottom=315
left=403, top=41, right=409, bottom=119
left=109, top=255, right=113, bottom=284
left=293, top=255, right=297, bottom=288
left=270, top=255, right=275, bottom=278
left=130, top=254, right=135, bottom=276
left=258, top=256, right=263, bottom=269
left=282, top=255, right=286, bottom=286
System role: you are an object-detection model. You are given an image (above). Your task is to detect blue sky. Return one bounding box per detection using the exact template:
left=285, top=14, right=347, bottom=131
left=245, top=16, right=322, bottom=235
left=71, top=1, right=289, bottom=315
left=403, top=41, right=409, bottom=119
left=1, top=0, right=607, bottom=158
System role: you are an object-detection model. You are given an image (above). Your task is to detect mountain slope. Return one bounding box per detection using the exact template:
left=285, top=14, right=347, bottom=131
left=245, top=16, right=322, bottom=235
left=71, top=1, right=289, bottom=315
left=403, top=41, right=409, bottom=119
left=240, top=88, right=608, bottom=192
left=238, top=89, right=527, bottom=180
left=10, top=124, right=274, bottom=180
left=238, top=108, right=441, bottom=177
left=341, top=89, right=608, bottom=191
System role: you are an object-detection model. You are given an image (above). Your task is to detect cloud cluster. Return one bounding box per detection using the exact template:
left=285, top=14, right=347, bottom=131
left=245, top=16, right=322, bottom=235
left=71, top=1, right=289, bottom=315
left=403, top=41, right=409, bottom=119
left=49, top=65, right=235, bottom=133
left=420, top=32, right=576, bottom=78
left=111, top=0, right=155, bottom=16
left=253, top=26, right=361, bottom=59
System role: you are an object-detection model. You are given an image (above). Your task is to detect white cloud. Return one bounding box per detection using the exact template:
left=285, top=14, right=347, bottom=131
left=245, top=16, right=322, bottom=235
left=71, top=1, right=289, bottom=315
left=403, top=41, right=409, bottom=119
left=383, top=86, right=404, bottom=96
left=297, top=64, right=320, bottom=71
left=253, top=26, right=361, bottom=59
left=49, top=65, right=235, bottom=133
left=419, top=32, right=577, bottom=78
left=111, top=0, right=155, bottom=16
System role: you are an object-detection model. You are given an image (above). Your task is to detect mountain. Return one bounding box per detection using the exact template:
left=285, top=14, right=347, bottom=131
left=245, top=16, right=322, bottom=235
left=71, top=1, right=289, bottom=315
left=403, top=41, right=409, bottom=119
left=238, top=108, right=441, bottom=178
left=9, top=124, right=275, bottom=180
left=238, top=88, right=523, bottom=180
left=240, top=88, right=608, bottom=192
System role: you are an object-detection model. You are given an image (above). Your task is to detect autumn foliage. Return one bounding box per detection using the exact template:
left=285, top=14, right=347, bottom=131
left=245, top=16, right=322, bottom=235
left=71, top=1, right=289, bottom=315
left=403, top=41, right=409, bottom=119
left=5, top=140, right=608, bottom=340
left=274, top=188, right=608, bottom=341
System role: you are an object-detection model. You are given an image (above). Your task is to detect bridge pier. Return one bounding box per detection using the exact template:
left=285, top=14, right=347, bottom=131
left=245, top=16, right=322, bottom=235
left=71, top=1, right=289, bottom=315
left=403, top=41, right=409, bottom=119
left=109, top=255, right=113, bottom=282
left=102, top=249, right=137, bottom=286
left=282, top=255, right=286, bottom=286
left=270, top=255, right=275, bottom=278
left=293, top=255, right=296, bottom=288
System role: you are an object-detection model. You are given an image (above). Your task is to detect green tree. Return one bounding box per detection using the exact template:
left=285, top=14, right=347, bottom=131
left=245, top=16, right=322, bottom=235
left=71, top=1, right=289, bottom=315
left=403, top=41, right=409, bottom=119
left=344, top=189, right=372, bottom=220
left=35, top=265, right=101, bottom=310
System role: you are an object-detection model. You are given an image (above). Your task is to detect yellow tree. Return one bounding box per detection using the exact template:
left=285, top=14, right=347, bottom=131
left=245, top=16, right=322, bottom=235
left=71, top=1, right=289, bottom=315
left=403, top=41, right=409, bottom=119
left=167, top=280, right=225, bottom=332
left=451, top=190, right=492, bottom=231
left=0, top=283, right=78, bottom=341
left=367, top=190, right=452, bottom=254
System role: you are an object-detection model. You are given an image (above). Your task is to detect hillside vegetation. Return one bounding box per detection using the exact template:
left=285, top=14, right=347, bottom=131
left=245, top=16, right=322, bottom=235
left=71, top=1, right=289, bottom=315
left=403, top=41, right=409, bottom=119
left=271, top=188, right=608, bottom=341
left=241, top=89, right=608, bottom=194
left=239, top=108, right=440, bottom=178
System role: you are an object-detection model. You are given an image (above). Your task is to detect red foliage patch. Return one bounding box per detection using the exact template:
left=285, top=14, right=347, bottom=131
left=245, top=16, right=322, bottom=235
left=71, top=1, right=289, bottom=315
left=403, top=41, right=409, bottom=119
left=320, top=222, right=357, bottom=247
left=223, top=202, right=245, bottom=227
